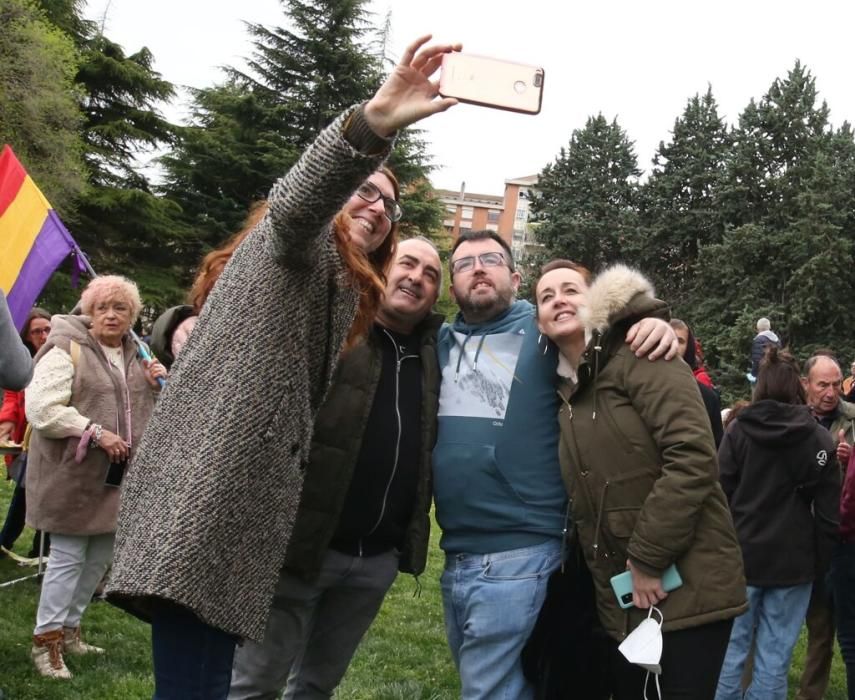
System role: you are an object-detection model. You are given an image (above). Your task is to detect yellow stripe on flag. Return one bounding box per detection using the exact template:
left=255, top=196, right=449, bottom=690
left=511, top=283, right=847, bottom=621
left=0, top=176, right=50, bottom=292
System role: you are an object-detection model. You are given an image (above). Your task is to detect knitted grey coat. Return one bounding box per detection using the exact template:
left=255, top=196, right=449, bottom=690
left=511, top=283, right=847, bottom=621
left=107, top=106, right=393, bottom=642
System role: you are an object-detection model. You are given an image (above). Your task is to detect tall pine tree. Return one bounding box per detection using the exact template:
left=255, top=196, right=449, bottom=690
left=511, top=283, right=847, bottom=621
left=32, top=0, right=186, bottom=313
left=531, top=114, right=641, bottom=271
left=635, top=88, right=730, bottom=307
left=688, top=63, right=855, bottom=398
left=161, top=0, right=445, bottom=256
left=0, top=0, right=86, bottom=213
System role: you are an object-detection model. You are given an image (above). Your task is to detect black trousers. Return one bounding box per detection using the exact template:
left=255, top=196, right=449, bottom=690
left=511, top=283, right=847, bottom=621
left=609, top=617, right=734, bottom=700
left=0, top=482, right=48, bottom=556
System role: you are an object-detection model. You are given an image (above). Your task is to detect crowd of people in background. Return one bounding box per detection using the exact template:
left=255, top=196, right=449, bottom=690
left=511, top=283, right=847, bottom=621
left=3, top=33, right=855, bottom=700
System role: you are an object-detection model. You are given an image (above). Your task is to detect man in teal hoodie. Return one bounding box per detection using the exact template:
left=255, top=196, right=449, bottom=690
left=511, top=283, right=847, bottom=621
left=433, top=230, right=677, bottom=699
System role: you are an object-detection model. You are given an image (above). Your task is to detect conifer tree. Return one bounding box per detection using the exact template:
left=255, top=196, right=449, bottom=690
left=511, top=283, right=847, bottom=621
left=688, top=63, right=855, bottom=397
left=635, top=88, right=730, bottom=306
left=531, top=114, right=641, bottom=271
left=30, top=0, right=186, bottom=313
left=0, top=0, right=86, bottom=212
left=162, top=0, right=444, bottom=255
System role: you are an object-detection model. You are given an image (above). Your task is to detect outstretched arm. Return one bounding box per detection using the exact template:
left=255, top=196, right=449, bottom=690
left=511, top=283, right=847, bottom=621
left=264, top=36, right=460, bottom=264
left=0, top=290, right=33, bottom=391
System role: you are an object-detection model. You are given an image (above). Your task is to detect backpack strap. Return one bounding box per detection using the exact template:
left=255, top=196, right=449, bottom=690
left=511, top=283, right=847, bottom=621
left=69, top=339, right=81, bottom=371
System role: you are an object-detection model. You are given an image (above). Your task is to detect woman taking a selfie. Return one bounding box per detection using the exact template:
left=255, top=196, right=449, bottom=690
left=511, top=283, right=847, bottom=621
left=534, top=260, right=746, bottom=699
left=108, top=35, right=460, bottom=700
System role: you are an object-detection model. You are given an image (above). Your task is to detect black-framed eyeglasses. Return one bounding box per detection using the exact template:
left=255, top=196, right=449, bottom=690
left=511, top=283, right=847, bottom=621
left=450, top=251, right=510, bottom=275
left=355, top=181, right=403, bottom=223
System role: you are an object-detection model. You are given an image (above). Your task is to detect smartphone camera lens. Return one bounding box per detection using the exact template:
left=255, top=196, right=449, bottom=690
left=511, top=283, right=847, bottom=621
left=533, top=73, right=543, bottom=88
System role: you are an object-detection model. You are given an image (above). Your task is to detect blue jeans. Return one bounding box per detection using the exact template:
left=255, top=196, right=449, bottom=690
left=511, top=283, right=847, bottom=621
left=832, top=541, right=855, bottom=700
left=715, top=583, right=812, bottom=700
left=151, top=601, right=238, bottom=700
left=441, top=539, right=562, bottom=700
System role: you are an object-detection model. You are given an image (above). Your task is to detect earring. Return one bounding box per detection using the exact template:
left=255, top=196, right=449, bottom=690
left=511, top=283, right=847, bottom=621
left=538, top=333, right=549, bottom=355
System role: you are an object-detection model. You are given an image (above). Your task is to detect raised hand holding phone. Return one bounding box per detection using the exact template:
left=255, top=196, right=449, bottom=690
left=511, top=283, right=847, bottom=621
left=438, top=53, right=545, bottom=114
left=363, top=35, right=461, bottom=138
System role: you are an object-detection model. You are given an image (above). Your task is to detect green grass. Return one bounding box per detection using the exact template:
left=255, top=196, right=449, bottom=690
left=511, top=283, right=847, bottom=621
left=0, top=476, right=849, bottom=698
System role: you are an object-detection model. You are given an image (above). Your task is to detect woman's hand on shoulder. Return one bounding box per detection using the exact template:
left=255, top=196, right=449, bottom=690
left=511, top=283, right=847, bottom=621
left=625, top=318, right=679, bottom=361
left=363, top=35, right=461, bottom=137
left=627, top=559, right=667, bottom=609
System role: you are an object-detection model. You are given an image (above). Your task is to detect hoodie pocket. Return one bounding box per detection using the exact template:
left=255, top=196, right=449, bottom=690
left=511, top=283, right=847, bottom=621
left=432, top=441, right=528, bottom=530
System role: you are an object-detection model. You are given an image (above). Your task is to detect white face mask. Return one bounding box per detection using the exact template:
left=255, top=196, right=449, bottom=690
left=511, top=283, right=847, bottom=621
left=618, top=605, right=663, bottom=699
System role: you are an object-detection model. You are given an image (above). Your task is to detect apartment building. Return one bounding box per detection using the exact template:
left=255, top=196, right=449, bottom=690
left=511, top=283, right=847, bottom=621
left=436, top=174, right=541, bottom=260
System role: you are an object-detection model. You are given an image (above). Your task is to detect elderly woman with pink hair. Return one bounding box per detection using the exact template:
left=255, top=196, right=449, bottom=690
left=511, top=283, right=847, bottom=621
left=24, top=275, right=166, bottom=679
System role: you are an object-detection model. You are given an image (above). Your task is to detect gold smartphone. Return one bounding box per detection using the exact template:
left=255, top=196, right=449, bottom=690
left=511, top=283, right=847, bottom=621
left=438, top=53, right=545, bottom=115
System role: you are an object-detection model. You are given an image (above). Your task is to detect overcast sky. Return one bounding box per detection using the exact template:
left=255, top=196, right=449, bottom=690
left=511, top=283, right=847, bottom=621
left=84, top=0, right=855, bottom=195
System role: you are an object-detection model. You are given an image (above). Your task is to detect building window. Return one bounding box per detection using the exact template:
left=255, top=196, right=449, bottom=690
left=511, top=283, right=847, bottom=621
left=487, top=210, right=500, bottom=224
left=461, top=206, right=473, bottom=219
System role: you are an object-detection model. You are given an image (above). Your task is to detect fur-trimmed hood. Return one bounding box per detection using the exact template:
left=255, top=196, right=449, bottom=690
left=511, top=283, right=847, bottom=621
left=579, top=263, right=658, bottom=336
left=554, top=265, right=667, bottom=384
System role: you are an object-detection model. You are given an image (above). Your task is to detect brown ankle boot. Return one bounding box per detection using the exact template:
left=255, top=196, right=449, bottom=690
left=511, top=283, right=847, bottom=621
left=32, top=629, right=72, bottom=679
left=63, top=626, right=104, bottom=655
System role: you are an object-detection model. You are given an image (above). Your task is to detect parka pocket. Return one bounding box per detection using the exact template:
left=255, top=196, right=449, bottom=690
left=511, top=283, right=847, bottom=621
left=606, top=508, right=641, bottom=540
left=593, top=468, right=652, bottom=565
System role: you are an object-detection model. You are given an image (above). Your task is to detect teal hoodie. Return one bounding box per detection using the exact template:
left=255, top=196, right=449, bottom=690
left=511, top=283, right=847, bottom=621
left=433, top=300, right=566, bottom=554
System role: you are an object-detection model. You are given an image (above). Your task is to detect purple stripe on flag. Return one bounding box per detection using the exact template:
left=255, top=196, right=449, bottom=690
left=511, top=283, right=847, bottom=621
left=7, top=210, right=77, bottom=329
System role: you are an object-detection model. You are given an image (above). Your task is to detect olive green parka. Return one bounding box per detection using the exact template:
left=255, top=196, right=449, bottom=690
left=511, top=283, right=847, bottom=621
left=555, top=264, right=747, bottom=641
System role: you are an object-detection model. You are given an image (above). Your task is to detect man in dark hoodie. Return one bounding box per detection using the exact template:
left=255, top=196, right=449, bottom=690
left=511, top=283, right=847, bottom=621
left=229, top=238, right=444, bottom=700
left=433, top=230, right=678, bottom=699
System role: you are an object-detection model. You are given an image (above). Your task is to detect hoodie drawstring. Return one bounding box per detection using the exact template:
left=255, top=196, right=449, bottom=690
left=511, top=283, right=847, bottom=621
left=454, top=331, right=488, bottom=381
left=472, top=335, right=487, bottom=372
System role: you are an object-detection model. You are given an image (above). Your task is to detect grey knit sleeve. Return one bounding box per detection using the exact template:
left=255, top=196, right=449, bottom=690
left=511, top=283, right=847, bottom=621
left=0, top=290, right=33, bottom=391
left=262, top=104, right=394, bottom=267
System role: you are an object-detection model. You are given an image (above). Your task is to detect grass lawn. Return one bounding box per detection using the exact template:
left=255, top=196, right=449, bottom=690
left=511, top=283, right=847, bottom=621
left=0, top=476, right=849, bottom=699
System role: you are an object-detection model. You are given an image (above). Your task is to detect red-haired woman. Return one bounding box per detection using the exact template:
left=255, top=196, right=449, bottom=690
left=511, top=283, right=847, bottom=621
left=107, top=35, right=460, bottom=700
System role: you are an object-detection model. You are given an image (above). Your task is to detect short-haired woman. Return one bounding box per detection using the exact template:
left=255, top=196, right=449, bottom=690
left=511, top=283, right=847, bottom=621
left=25, top=275, right=166, bottom=679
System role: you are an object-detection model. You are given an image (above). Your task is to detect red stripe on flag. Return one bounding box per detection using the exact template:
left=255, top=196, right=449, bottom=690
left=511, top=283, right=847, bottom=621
left=0, top=146, right=27, bottom=219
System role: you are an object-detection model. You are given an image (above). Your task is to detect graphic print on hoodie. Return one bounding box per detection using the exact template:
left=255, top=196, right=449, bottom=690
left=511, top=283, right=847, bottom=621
left=439, top=328, right=522, bottom=422
left=433, top=300, right=566, bottom=555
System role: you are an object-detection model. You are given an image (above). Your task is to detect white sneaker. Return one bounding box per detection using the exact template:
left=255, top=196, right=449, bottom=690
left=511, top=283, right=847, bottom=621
left=32, top=630, right=72, bottom=679
left=63, top=626, right=104, bottom=655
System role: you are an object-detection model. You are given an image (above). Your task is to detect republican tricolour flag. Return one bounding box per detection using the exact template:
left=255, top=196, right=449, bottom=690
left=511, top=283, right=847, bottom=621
left=0, top=145, right=85, bottom=330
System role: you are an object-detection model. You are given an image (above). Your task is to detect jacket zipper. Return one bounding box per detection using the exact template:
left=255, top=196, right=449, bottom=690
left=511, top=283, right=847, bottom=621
left=363, top=329, right=419, bottom=549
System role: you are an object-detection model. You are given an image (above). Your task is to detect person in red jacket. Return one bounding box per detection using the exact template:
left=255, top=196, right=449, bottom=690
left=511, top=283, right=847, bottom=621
left=0, top=307, right=51, bottom=559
